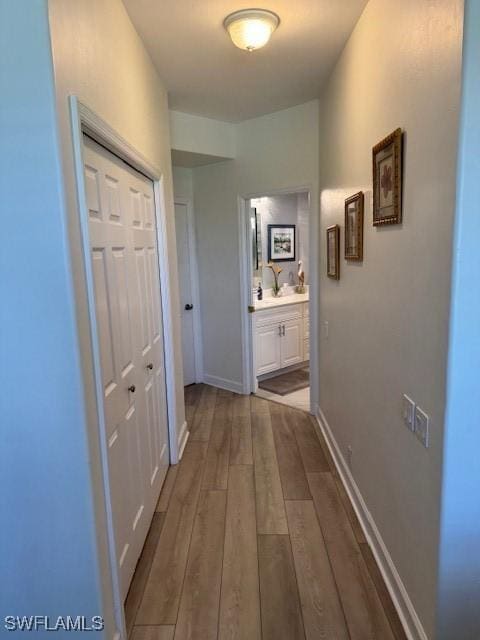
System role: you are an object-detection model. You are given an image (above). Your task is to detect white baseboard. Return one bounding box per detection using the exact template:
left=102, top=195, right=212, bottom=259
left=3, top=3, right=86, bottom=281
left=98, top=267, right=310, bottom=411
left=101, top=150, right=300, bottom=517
left=315, top=407, right=428, bottom=640
left=203, top=373, right=245, bottom=395
left=177, top=420, right=189, bottom=460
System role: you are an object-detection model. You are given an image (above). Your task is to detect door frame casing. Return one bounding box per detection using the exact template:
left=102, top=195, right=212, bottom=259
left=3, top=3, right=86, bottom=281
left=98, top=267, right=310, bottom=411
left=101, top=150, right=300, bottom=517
left=69, top=96, right=180, bottom=638
left=174, top=197, right=204, bottom=384
left=238, top=185, right=319, bottom=415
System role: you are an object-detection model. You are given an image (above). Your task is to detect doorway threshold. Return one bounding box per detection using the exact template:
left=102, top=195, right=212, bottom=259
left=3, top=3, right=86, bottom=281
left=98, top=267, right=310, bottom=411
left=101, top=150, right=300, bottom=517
left=255, top=386, right=310, bottom=413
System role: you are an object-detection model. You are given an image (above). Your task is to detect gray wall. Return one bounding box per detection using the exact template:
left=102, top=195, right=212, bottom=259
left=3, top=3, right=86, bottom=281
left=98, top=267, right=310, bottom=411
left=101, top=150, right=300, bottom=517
left=0, top=0, right=184, bottom=635
left=172, top=166, right=194, bottom=201
left=436, top=1, right=480, bottom=637
left=317, top=0, right=463, bottom=636
left=0, top=0, right=106, bottom=630
left=193, top=101, right=319, bottom=390
left=251, top=193, right=309, bottom=289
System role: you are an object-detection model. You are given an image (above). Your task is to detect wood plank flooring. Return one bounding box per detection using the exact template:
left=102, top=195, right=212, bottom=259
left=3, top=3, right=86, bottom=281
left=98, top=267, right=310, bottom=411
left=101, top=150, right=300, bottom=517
left=126, top=384, right=407, bottom=640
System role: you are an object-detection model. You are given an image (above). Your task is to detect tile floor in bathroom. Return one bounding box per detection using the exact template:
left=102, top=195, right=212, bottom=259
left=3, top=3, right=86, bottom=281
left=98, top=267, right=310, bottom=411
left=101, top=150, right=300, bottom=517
left=255, top=385, right=310, bottom=413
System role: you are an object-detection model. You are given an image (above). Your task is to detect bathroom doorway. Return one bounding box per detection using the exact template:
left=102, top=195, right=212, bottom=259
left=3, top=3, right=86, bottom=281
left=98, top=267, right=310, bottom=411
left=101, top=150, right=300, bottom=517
left=240, top=188, right=315, bottom=413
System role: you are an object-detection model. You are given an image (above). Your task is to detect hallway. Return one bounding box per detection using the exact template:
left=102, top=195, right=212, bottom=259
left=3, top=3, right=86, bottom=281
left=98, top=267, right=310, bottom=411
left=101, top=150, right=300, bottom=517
left=125, top=385, right=406, bottom=640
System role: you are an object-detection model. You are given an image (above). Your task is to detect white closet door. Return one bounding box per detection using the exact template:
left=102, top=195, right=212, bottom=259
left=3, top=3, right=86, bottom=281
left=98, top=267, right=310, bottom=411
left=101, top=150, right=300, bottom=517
left=127, top=168, right=169, bottom=508
left=83, top=135, right=168, bottom=600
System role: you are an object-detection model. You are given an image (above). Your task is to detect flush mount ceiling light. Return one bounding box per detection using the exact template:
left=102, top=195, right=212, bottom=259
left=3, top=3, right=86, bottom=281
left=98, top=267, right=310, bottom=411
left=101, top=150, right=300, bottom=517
left=224, top=9, right=280, bottom=52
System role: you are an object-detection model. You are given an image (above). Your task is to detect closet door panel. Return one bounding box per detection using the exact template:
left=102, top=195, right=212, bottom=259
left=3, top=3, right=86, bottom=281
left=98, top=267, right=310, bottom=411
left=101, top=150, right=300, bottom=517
left=126, top=170, right=169, bottom=512
left=83, top=136, right=168, bottom=600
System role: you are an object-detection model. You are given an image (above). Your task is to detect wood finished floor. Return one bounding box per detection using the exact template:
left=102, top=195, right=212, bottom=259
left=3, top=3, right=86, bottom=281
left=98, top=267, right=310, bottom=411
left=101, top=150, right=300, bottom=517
left=126, top=384, right=407, bottom=640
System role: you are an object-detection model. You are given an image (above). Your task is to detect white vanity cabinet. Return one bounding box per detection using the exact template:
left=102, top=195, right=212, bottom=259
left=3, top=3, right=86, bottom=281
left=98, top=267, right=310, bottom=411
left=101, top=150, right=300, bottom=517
left=282, top=318, right=304, bottom=368
left=256, top=323, right=282, bottom=375
left=254, top=301, right=309, bottom=376
left=303, top=304, right=310, bottom=362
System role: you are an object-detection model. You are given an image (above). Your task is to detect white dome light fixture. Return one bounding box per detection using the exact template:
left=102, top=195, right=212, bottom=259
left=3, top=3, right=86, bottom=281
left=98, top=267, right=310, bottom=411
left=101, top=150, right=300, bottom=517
left=224, top=9, right=280, bottom=52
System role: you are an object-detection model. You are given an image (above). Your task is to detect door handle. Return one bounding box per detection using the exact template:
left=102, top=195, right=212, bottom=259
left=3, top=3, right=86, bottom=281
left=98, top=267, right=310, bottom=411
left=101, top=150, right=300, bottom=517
left=146, top=363, right=153, bottom=370
left=128, top=385, right=136, bottom=393
left=185, top=303, right=193, bottom=311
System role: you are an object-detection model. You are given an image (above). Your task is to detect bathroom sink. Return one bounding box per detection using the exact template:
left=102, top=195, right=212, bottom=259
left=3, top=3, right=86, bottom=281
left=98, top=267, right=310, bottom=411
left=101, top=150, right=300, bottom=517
left=256, top=296, right=292, bottom=307
left=256, top=292, right=308, bottom=308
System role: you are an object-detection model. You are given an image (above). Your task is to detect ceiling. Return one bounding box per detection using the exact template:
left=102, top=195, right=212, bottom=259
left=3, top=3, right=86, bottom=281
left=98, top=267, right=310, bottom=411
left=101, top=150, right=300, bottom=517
left=122, top=0, right=368, bottom=123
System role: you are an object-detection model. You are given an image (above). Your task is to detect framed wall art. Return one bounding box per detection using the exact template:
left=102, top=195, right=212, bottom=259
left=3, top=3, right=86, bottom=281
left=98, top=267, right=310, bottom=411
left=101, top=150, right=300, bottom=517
left=345, top=191, right=364, bottom=261
left=372, top=128, right=403, bottom=225
left=267, top=224, right=296, bottom=262
left=326, top=225, right=340, bottom=280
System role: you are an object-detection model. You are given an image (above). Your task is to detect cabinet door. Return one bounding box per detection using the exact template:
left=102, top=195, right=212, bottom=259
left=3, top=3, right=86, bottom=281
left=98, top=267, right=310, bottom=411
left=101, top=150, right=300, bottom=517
left=256, top=323, right=282, bottom=375
left=281, top=318, right=303, bottom=368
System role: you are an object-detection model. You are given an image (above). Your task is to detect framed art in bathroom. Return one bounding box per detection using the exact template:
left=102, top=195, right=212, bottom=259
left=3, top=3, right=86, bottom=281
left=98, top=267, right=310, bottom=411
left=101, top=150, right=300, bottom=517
left=372, top=127, right=403, bottom=225
left=344, top=191, right=364, bottom=261
left=267, top=224, right=296, bottom=262
left=326, top=225, right=340, bottom=280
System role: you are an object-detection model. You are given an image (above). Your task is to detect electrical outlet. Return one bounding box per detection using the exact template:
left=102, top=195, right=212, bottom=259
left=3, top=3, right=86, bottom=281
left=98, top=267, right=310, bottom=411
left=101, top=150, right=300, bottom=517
left=347, top=445, right=353, bottom=468
left=402, top=394, right=416, bottom=431
left=414, top=406, right=430, bottom=448
left=323, top=320, right=329, bottom=339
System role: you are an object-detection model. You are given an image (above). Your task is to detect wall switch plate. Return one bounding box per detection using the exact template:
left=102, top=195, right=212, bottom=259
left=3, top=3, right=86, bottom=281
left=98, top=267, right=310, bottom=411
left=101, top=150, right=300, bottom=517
left=346, top=445, right=353, bottom=468
left=414, top=406, right=430, bottom=448
left=402, top=394, right=416, bottom=431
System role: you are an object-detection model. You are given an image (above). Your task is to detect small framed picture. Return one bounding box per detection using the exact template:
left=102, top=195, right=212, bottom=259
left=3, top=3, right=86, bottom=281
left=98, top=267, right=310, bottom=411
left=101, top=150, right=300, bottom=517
left=372, top=128, right=403, bottom=226
left=326, top=225, right=340, bottom=280
left=267, top=224, right=296, bottom=262
left=344, top=191, right=364, bottom=261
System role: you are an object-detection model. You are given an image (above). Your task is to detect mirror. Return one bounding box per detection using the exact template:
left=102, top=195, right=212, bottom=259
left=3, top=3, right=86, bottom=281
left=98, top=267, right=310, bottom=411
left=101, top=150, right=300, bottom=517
left=251, top=208, right=263, bottom=279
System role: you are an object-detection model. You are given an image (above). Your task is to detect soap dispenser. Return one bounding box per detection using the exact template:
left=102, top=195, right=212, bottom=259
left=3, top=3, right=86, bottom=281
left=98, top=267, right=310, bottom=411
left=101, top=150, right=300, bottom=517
left=257, top=282, right=263, bottom=301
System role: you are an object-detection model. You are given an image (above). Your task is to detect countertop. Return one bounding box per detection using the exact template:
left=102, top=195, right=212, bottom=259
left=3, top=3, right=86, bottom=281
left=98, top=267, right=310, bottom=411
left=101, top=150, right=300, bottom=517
left=254, top=292, right=309, bottom=311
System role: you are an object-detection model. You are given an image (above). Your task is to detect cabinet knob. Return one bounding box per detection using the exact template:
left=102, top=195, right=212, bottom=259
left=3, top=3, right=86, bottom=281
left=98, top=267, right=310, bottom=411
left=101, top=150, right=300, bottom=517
left=146, top=363, right=153, bottom=370
left=185, top=303, right=193, bottom=311
left=128, top=385, right=136, bottom=393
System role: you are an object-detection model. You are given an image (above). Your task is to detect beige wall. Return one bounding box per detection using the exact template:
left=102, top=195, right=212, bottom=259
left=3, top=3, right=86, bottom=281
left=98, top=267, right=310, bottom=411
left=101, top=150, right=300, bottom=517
left=318, top=0, right=463, bottom=635
left=48, top=0, right=185, bottom=445
left=48, top=0, right=185, bottom=632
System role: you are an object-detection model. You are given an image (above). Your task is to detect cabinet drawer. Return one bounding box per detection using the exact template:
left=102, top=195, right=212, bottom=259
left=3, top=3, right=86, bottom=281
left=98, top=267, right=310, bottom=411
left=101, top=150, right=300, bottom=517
left=255, top=303, right=303, bottom=328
